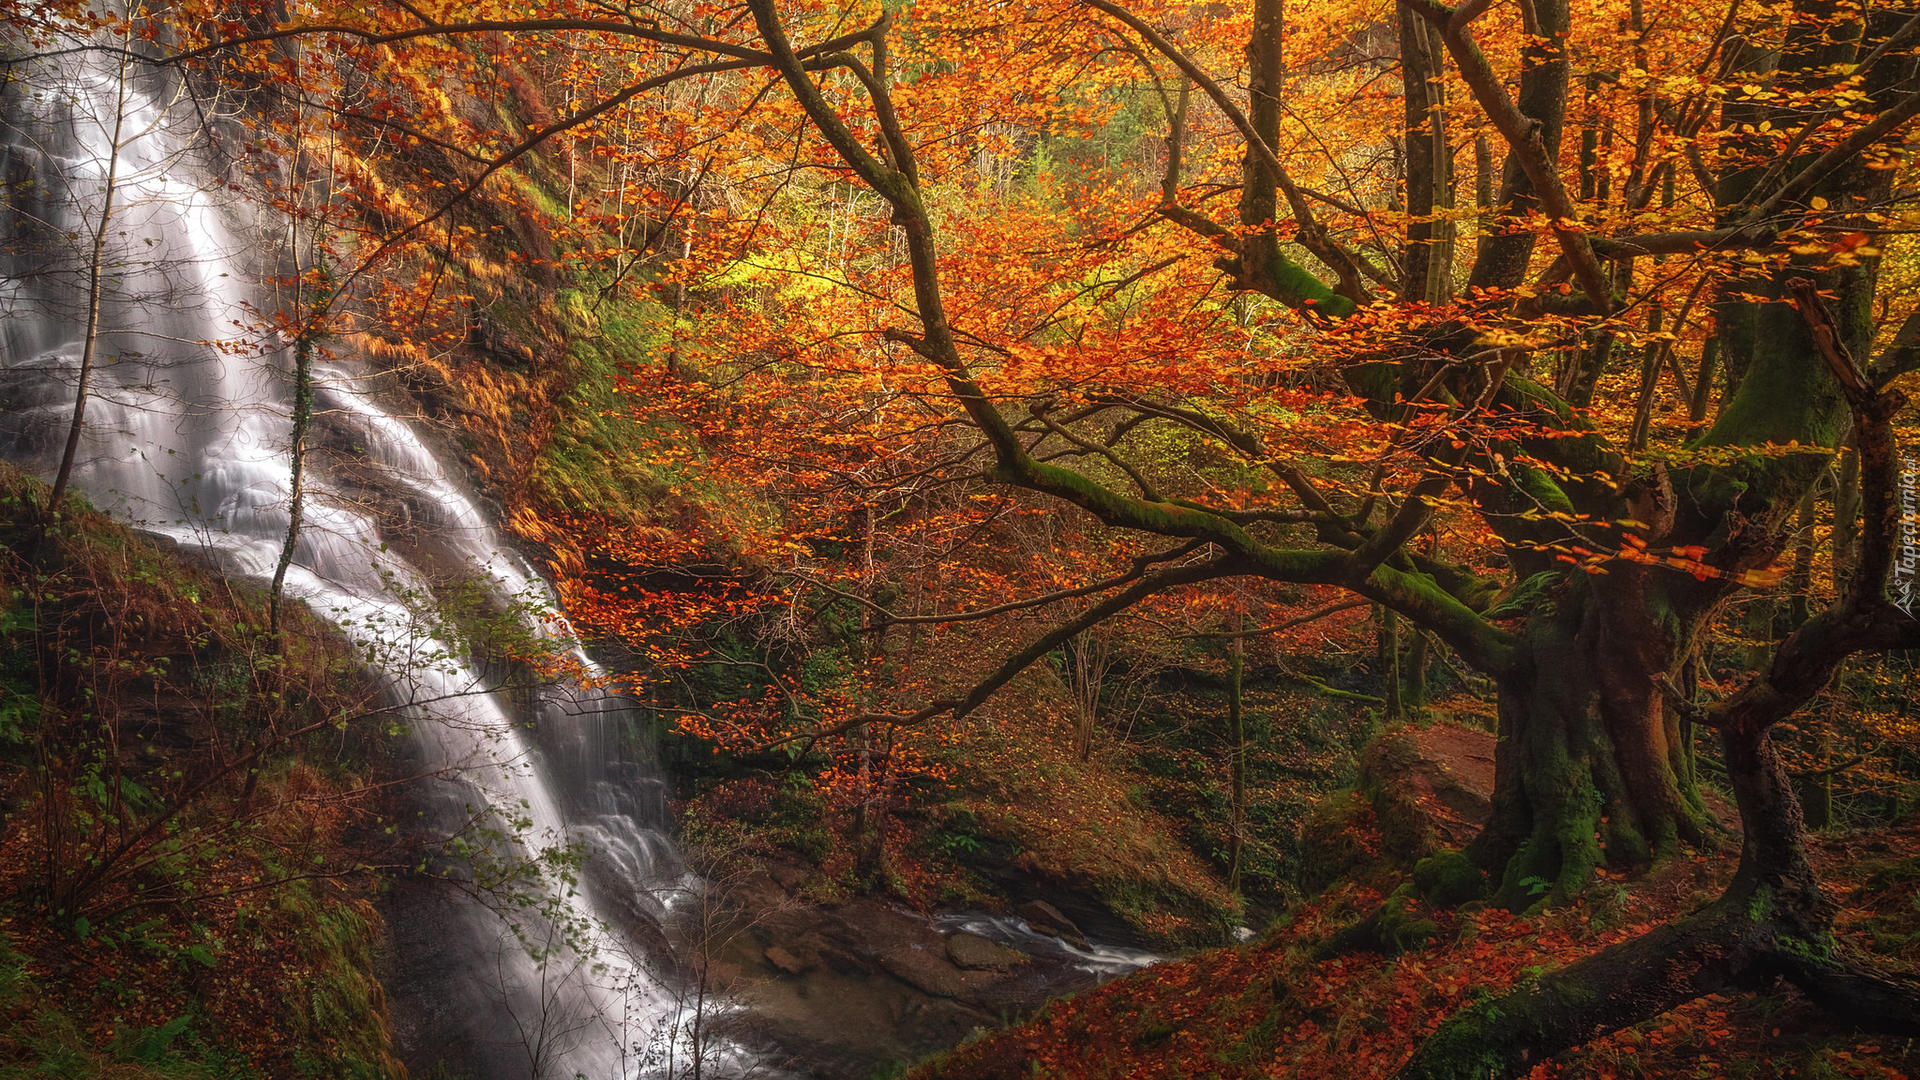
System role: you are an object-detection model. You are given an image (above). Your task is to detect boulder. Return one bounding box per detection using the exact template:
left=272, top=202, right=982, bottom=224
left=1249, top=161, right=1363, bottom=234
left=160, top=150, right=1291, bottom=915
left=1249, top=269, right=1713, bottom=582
left=1018, top=900, right=1090, bottom=950
left=876, top=944, right=975, bottom=999
left=1361, top=724, right=1495, bottom=860
left=763, top=944, right=813, bottom=975
left=945, top=931, right=1025, bottom=972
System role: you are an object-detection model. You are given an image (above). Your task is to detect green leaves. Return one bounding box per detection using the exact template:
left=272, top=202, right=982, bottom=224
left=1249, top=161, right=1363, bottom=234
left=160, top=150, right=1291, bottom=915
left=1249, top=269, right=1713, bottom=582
left=1482, top=571, right=1559, bottom=621
left=126, top=1014, right=192, bottom=1063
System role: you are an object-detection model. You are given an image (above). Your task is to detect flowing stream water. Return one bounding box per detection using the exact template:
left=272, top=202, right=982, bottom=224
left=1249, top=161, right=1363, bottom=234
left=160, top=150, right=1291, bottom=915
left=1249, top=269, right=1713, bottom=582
left=0, top=32, right=721, bottom=1079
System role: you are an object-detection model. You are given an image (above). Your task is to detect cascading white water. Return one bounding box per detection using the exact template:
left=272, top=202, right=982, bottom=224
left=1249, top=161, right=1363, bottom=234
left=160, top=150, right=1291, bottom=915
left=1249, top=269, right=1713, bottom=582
left=0, top=29, right=724, bottom=1079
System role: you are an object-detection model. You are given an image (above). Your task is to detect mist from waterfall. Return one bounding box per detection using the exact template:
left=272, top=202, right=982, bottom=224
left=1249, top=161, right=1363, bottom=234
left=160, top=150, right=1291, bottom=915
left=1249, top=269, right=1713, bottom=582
left=0, top=27, right=726, bottom=1079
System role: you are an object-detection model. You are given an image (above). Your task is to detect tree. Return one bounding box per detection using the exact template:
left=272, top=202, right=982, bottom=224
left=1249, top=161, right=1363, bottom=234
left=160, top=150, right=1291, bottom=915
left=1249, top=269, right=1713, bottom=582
left=119, top=0, right=1920, bottom=1070
left=40, top=8, right=134, bottom=524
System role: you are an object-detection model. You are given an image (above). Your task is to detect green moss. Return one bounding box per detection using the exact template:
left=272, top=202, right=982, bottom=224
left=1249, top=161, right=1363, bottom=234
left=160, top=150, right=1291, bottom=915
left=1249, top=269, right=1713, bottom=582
left=504, top=167, right=568, bottom=224
left=275, top=887, right=395, bottom=1079
left=1297, top=790, right=1379, bottom=894
left=1396, top=999, right=1516, bottom=1079
left=1703, top=269, right=1854, bottom=452
left=1261, top=253, right=1356, bottom=318
left=534, top=284, right=784, bottom=541
left=1219, top=1008, right=1283, bottom=1064
left=530, top=288, right=678, bottom=521
left=0, top=944, right=22, bottom=1009
left=1315, top=883, right=1439, bottom=958
left=1414, top=851, right=1487, bottom=908
left=0, top=963, right=262, bottom=1080
left=1513, top=462, right=1576, bottom=517
left=1772, top=930, right=1835, bottom=965
left=1398, top=970, right=1605, bottom=1080
left=0, top=464, right=401, bottom=1080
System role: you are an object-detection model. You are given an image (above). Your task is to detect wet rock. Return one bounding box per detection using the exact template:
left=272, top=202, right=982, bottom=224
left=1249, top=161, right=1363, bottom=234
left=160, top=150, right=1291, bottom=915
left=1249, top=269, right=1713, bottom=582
left=711, top=858, right=1148, bottom=1074
left=1017, top=900, right=1090, bottom=950
left=945, top=931, right=1025, bottom=972
left=764, top=945, right=813, bottom=975
left=876, top=943, right=982, bottom=999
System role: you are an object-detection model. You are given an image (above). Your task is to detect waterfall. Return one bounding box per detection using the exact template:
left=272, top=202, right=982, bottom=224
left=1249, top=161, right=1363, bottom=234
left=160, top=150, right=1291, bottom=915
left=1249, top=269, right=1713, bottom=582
left=0, top=28, right=723, bottom=1079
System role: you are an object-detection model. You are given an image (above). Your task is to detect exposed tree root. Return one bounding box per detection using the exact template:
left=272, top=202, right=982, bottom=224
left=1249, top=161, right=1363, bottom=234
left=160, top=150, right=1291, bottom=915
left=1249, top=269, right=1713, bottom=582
left=1312, top=883, right=1438, bottom=960
left=1773, top=952, right=1920, bottom=1037
left=1394, top=886, right=1920, bottom=1080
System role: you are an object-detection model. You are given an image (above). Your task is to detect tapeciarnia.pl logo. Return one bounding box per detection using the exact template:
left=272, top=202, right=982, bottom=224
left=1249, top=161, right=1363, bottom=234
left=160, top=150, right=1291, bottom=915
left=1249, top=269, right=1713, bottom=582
left=1898, top=456, right=1918, bottom=618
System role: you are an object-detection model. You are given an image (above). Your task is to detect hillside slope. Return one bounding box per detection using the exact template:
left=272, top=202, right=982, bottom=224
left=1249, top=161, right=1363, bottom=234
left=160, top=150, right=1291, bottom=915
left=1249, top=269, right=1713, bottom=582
left=0, top=466, right=404, bottom=1080
left=913, top=722, right=1920, bottom=1080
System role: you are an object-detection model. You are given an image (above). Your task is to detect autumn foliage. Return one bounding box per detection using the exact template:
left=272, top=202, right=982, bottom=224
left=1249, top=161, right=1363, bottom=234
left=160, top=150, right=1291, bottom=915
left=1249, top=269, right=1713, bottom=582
left=5, top=0, right=1920, bottom=1071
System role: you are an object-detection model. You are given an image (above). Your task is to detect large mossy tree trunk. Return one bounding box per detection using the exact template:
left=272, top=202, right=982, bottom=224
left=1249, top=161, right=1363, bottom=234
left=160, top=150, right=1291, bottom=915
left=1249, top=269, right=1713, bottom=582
left=1458, top=9, right=1889, bottom=900
left=1472, top=574, right=1714, bottom=908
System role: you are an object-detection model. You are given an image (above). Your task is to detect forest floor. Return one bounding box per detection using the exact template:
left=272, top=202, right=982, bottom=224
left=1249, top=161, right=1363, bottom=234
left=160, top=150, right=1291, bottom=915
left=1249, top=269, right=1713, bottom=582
left=910, top=719, right=1920, bottom=1080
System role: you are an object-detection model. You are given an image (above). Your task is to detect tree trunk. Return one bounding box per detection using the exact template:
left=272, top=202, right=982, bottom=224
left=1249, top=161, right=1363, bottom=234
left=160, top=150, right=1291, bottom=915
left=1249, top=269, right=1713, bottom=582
left=1398, top=0, right=1452, bottom=303
left=1465, top=0, right=1569, bottom=292
left=1470, top=577, right=1712, bottom=908
left=1378, top=605, right=1403, bottom=722
left=269, top=329, right=314, bottom=639
left=1688, top=334, right=1720, bottom=430
left=46, top=29, right=134, bottom=522
left=1405, top=630, right=1430, bottom=712
left=1405, top=231, right=1920, bottom=1075
left=1832, top=442, right=1860, bottom=591
left=1239, top=0, right=1283, bottom=285
left=1227, top=624, right=1246, bottom=895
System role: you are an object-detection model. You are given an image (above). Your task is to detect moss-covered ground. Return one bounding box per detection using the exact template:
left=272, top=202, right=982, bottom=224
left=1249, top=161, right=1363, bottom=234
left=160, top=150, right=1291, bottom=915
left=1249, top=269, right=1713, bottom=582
left=0, top=465, right=403, bottom=1080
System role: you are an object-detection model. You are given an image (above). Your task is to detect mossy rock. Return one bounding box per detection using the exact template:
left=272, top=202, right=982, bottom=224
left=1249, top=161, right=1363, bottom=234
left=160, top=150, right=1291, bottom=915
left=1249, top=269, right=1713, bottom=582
left=1297, top=790, right=1379, bottom=894
left=1312, top=883, right=1438, bottom=959
left=1357, top=725, right=1494, bottom=866
left=1413, top=850, right=1486, bottom=908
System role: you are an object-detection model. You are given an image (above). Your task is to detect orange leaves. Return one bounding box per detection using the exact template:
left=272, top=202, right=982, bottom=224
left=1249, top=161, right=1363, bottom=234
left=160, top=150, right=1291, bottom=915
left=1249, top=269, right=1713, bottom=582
left=1612, top=532, right=1789, bottom=587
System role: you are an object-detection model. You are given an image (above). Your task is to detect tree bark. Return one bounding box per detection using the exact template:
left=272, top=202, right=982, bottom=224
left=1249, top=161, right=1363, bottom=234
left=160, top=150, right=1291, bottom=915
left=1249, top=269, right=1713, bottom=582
left=1379, top=605, right=1403, bottom=722
left=1400, top=238, right=1919, bottom=1080
left=1401, top=706, right=1911, bottom=1080
left=269, top=329, right=315, bottom=639
left=1470, top=576, right=1713, bottom=908
left=1465, top=0, right=1569, bottom=292
left=1405, top=630, right=1430, bottom=712
left=46, top=27, right=134, bottom=522
left=1398, top=0, right=1452, bottom=303
left=1227, top=623, right=1246, bottom=894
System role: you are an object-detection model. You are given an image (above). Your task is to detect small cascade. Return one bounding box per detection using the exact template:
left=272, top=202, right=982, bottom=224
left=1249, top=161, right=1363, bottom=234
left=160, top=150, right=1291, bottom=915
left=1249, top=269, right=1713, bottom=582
left=0, top=30, right=724, bottom=1079
left=931, top=913, right=1162, bottom=977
